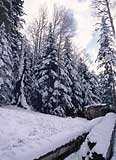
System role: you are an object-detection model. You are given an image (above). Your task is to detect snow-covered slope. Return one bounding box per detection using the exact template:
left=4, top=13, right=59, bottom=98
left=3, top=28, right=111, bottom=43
left=79, top=113, right=116, bottom=160
left=0, top=106, right=102, bottom=160
left=65, top=113, right=116, bottom=160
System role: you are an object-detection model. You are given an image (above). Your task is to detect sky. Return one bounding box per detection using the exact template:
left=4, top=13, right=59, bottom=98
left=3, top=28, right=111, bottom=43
left=23, top=0, right=116, bottom=70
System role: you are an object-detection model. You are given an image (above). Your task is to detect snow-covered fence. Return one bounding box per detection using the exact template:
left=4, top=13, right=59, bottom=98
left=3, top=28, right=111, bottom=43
left=79, top=113, right=116, bottom=160
left=34, top=133, right=87, bottom=160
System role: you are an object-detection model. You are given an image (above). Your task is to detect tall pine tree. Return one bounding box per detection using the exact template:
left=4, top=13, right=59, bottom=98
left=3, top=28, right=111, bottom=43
left=32, top=23, right=74, bottom=116
left=97, top=16, right=116, bottom=107
left=78, top=58, right=101, bottom=107
left=62, top=37, right=83, bottom=115
left=0, top=0, right=24, bottom=105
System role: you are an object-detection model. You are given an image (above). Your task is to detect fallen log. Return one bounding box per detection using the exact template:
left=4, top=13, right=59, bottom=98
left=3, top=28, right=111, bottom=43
left=79, top=113, right=116, bottom=160
left=34, top=133, right=88, bottom=160
left=106, top=122, right=116, bottom=160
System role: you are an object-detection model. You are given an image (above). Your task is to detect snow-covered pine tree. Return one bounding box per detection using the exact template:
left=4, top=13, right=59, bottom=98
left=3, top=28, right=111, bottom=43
left=78, top=58, right=101, bottom=108
left=0, top=23, right=13, bottom=105
left=32, top=23, right=74, bottom=117
left=10, top=0, right=24, bottom=82
left=0, top=1, right=14, bottom=105
left=97, top=16, right=116, bottom=107
left=23, top=42, right=33, bottom=106
left=98, top=72, right=113, bottom=105
left=0, top=0, right=25, bottom=106
left=62, top=37, right=83, bottom=115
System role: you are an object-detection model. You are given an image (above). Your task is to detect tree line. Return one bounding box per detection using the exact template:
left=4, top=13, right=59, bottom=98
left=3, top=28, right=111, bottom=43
left=0, top=0, right=115, bottom=117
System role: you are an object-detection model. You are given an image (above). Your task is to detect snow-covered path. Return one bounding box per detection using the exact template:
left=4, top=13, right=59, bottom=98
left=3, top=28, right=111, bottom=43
left=0, top=106, right=102, bottom=160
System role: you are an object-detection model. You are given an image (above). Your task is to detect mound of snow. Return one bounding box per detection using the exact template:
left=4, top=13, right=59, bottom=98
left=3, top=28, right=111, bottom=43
left=79, top=113, right=116, bottom=159
left=0, top=107, right=103, bottom=160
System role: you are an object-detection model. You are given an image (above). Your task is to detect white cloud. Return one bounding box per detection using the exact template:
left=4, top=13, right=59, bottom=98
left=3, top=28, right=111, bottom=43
left=24, top=0, right=101, bottom=70
left=24, top=0, right=94, bottom=48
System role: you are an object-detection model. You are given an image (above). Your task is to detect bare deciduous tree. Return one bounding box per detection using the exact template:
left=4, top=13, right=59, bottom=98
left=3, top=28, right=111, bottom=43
left=92, top=0, right=116, bottom=37
left=28, top=5, right=48, bottom=65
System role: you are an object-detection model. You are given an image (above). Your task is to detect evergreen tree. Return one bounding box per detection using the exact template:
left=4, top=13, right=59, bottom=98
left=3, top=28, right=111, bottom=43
left=0, top=23, right=13, bottom=105
left=97, top=16, right=116, bottom=107
left=78, top=58, right=101, bottom=107
left=0, top=0, right=24, bottom=31
left=23, top=40, right=33, bottom=106
left=0, top=0, right=24, bottom=106
left=10, top=0, right=24, bottom=82
left=98, top=72, right=113, bottom=105
left=32, top=23, right=74, bottom=117
left=62, top=37, right=83, bottom=115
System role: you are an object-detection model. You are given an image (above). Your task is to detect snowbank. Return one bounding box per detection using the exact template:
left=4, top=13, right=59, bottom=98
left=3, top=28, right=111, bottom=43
left=0, top=106, right=102, bottom=160
left=79, top=113, right=116, bottom=160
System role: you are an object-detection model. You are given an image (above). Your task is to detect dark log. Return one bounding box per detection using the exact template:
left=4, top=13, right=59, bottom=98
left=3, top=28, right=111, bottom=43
left=34, top=133, right=88, bottom=160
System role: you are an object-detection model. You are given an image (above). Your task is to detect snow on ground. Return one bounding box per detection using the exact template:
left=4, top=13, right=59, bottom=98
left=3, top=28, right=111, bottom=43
left=65, top=152, right=80, bottom=160
left=111, top=125, right=116, bottom=160
left=65, top=113, right=116, bottom=160
left=0, top=106, right=103, bottom=160
left=79, top=113, right=116, bottom=159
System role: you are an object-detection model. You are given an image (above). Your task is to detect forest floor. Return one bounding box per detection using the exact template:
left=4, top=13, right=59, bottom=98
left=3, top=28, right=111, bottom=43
left=0, top=106, right=103, bottom=160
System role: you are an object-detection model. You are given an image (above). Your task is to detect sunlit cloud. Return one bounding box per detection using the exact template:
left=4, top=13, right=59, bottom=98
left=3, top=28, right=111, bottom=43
left=23, top=0, right=103, bottom=71
left=24, top=0, right=94, bottom=48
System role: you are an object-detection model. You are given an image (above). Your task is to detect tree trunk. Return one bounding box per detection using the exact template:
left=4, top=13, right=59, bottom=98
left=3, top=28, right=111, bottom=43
left=105, top=0, right=116, bottom=37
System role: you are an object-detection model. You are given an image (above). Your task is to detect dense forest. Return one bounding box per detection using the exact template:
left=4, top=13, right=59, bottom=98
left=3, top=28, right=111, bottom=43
left=0, top=0, right=115, bottom=117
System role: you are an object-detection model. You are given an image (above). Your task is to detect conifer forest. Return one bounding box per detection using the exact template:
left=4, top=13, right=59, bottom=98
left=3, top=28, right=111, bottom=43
left=0, top=0, right=115, bottom=160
